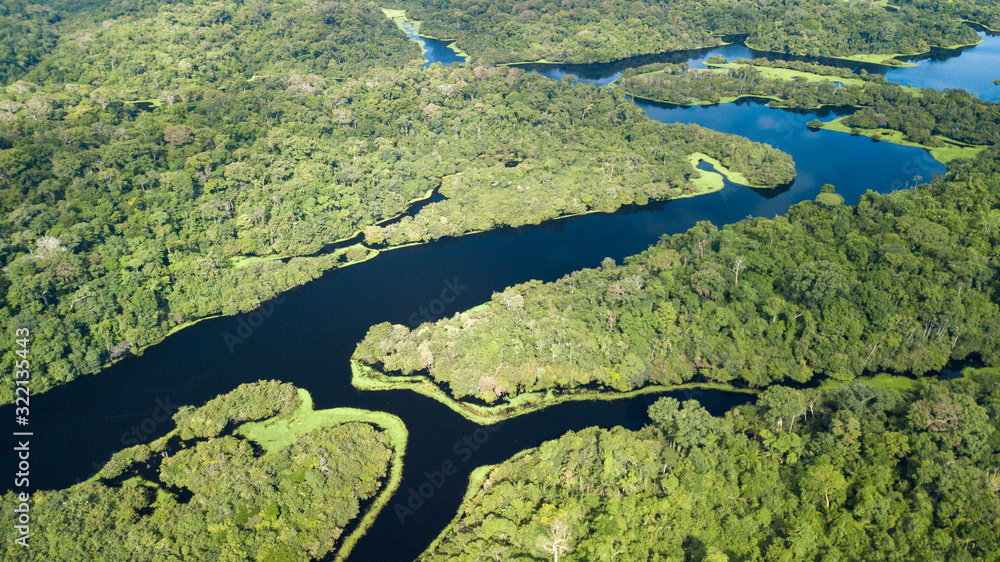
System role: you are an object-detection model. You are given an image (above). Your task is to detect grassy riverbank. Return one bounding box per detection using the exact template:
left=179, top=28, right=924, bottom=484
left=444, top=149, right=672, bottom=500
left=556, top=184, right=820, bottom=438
left=381, top=8, right=471, bottom=62
left=352, top=361, right=750, bottom=424
left=237, top=388, right=408, bottom=562
left=621, top=60, right=920, bottom=108
left=687, top=152, right=773, bottom=190
left=804, top=32, right=984, bottom=67
left=709, top=62, right=866, bottom=87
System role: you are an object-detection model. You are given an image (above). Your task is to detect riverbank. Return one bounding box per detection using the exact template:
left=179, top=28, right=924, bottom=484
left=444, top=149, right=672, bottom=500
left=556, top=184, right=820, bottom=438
left=381, top=8, right=470, bottom=63
left=816, top=116, right=987, bottom=164
left=417, top=462, right=498, bottom=559
left=236, top=389, right=409, bottom=562
left=708, top=62, right=865, bottom=87
left=687, top=152, right=773, bottom=190
left=351, top=361, right=751, bottom=424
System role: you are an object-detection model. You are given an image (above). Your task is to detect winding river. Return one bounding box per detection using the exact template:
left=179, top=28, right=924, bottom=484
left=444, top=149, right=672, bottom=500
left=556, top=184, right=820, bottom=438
left=2, top=26, right=997, bottom=562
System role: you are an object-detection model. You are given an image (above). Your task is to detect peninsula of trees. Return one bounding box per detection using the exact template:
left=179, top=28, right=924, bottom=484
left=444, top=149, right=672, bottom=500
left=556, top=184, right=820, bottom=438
left=0, top=0, right=795, bottom=404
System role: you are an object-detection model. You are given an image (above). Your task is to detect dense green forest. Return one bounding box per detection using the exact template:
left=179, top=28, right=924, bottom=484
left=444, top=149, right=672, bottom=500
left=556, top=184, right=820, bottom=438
left=897, top=0, right=1000, bottom=32
left=4, top=1, right=1000, bottom=560
left=423, top=372, right=1000, bottom=560
left=0, top=381, right=398, bottom=561
left=0, top=1, right=59, bottom=86
left=355, top=149, right=1000, bottom=404
left=0, top=0, right=795, bottom=404
left=617, top=57, right=1000, bottom=149
left=397, top=0, right=984, bottom=64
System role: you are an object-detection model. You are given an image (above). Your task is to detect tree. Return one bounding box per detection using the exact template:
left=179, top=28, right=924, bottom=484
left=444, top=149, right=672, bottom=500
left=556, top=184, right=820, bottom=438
left=731, top=256, right=746, bottom=286
left=802, top=459, right=848, bottom=511
left=538, top=520, right=572, bottom=562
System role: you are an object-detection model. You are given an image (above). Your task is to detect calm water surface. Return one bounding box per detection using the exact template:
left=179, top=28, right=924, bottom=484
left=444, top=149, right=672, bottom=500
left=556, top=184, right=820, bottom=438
left=1, top=23, right=996, bottom=562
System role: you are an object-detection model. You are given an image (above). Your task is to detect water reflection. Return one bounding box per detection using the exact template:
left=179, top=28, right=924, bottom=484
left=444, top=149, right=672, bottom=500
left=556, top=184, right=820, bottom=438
left=400, top=23, right=467, bottom=68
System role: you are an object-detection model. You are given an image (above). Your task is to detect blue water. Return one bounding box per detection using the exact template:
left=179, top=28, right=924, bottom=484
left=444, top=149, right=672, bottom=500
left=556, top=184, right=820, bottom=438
left=516, top=32, right=1000, bottom=100
left=887, top=32, right=1000, bottom=101
left=401, top=23, right=467, bottom=68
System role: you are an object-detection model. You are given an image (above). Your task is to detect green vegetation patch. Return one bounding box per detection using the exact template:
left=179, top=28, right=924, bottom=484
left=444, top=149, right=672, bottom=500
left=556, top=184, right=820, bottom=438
left=238, top=388, right=406, bottom=454
left=381, top=8, right=471, bottom=63
left=421, top=378, right=1000, bottom=560
left=234, top=388, right=409, bottom=561
left=0, top=9, right=801, bottom=404
left=419, top=463, right=499, bottom=557
left=687, top=152, right=773, bottom=189
left=835, top=52, right=919, bottom=67
left=0, top=382, right=401, bottom=561
left=817, top=116, right=988, bottom=163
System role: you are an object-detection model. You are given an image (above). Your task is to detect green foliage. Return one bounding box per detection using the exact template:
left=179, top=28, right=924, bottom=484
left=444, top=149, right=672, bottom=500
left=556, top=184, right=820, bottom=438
left=172, top=379, right=301, bottom=439
left=0, top=382, right=394, bottom=561
left=355, top=150, right=1000, bottom=401
left=424, top=377, right=1000, bottom=560
left=397, top=0, right=981, bottom=64
left=619, top=58, right=1000, bottom=147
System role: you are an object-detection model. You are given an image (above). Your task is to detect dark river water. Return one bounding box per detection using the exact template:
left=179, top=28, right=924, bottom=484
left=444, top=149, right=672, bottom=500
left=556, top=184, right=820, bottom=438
left=2, top=24, right=995, bottom=562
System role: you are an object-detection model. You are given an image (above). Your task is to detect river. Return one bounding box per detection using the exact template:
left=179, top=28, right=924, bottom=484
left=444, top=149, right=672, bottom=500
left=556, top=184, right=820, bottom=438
left=2, top=24, right=996, bottom=562
left=514, top=28, right=1000, bottom=100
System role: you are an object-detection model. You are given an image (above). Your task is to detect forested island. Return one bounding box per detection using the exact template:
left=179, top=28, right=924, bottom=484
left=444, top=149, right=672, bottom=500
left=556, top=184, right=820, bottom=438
left=0, top=381, right=406, bottom=560
left=0, top=0, right=794, bottom=404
